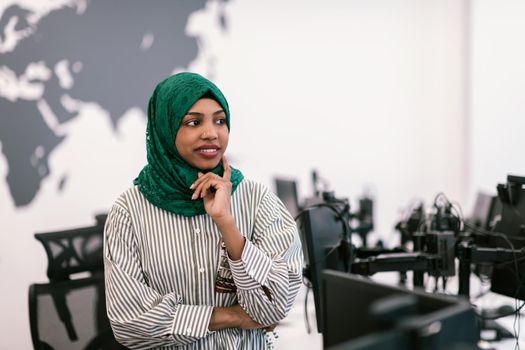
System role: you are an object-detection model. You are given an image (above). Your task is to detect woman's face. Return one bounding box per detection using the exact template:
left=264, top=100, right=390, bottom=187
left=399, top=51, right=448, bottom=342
left=175, top=98, right=229, bottom=170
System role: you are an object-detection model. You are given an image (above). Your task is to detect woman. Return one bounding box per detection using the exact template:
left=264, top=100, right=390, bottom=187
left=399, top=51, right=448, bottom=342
left=103, top=72, right=303, bottom=349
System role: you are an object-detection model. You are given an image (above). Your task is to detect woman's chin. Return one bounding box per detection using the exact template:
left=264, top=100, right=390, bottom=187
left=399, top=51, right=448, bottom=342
left=193, top=160, right=221, bottom=171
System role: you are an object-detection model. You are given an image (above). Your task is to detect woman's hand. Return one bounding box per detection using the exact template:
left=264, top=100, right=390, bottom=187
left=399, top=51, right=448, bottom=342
left=232, top=304, right=277, bottom=331
left=191, top=156, right=245, bottom=260
left=208, top=304, right=277, bottom=331
left=190, top=156, right=233, bottom=223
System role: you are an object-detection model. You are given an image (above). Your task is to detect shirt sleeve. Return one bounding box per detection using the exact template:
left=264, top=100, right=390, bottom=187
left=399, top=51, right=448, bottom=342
left=228, top=188, right=303, bottom=326
left=103, top=203, right=214, bottom=349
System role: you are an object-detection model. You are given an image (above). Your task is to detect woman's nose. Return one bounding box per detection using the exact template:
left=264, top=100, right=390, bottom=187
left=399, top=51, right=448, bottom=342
left=201, top=123, right=218, bottom=139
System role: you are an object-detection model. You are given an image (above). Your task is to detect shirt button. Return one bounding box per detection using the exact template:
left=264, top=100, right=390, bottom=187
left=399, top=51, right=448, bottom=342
left=194, top=228, right=201, bottom=234
left=186, top=327, right=192, bottom=333
left=199, top=267, right=205, bottom=273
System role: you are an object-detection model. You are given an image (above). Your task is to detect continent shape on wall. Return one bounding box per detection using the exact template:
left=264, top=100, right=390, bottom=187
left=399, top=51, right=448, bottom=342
left=0, top=0, right=219, bottom=207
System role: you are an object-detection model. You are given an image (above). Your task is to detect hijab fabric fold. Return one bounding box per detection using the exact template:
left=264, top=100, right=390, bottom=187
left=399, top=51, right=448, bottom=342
left=134, top=72, right=244, bottom=217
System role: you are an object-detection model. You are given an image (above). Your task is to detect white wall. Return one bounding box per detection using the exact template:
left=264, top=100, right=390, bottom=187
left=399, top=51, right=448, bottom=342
left=196, top=0, right=469, bottom=244
left=469, top=0, right=525, bottom=202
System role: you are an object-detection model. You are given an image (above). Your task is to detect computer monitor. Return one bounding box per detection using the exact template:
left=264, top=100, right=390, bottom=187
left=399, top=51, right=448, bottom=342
left=300, top=205, right=352, bottom=332
left=274, top=177, right=300, bottom=218
left=322, top=270, right=479, bottom=350
left=468, top=192, right=500, bottom=231
left=489, top=175, right=525, bottom=299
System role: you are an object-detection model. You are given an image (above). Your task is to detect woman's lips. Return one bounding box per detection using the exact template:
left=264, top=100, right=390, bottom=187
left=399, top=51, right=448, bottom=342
left=194, top=146, right=220, bottom=159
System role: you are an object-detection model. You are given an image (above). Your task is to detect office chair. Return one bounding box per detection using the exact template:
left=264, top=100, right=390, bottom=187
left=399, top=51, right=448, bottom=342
left=28, top=217, right=126, bottom=350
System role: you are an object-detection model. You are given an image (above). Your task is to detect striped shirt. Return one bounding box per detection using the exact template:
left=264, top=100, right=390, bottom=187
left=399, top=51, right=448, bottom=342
left=103, top=179, right=303, bottom=349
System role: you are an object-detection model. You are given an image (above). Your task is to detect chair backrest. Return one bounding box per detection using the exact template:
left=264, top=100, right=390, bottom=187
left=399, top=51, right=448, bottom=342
left=29, top=274, right=125, bottom=350
left=34, top=220, right=106, bottom=282
left=274, top=177, right=300, bottom=218
left=29, top=216, right=126, bottom=349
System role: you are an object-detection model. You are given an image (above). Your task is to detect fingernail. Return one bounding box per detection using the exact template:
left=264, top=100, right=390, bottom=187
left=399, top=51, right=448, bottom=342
left=190, top=183, right=194, bottom=189
left=191, top=193, right=196, bottom=200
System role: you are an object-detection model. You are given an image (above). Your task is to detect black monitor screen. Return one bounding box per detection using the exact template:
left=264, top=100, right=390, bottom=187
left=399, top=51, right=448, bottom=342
left=322, top=270, right=479, bottom=349
left=300, top=205, right=350, bottom=332
left=490, top=175, right=525, bottom=299
left=469, top=192, right=500, bottom=231
left=274, top=177, right=300, bottom=218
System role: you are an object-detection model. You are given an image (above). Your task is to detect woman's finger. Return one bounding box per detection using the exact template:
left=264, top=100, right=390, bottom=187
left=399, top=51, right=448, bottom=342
left=192, top=174, right=224, bottom=199
left=191, top=174, right=209, bottom=199
left=192, top=177, right=213, bottom=200
left=222, top=156, right=231, bottom=182
left=191, top=172, right=215, bottom=191
left=264, top=324, right=277, bottom=332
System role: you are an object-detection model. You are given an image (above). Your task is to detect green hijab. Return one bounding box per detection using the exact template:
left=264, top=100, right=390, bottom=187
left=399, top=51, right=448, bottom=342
left=134, top=72, right=244, bottom=217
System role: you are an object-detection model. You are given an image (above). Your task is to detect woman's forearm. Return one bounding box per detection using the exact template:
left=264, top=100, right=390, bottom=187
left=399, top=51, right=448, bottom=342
left=208, top=305, right=267, bottom=331
left=208, top=307, right=237, bottom=331
left=214, top=215, right=245, bottom=260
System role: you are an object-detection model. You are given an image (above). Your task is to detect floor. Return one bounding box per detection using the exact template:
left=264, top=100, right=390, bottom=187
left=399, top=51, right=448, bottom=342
left=275, top=285, right=322, bottom=349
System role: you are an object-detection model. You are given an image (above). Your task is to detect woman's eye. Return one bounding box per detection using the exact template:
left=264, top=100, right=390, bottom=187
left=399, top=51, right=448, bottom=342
left=215, top=118, right=226, bottom=125
left=186, top=120, right=199, bottom=126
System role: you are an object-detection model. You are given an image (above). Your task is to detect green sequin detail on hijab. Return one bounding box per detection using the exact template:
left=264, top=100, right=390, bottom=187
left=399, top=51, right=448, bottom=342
left=134, top=72, right=244, bottom=217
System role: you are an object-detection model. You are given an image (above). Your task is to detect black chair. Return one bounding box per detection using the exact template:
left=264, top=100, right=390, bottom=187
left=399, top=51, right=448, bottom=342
left=29, top=216, right=126, bottom=350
